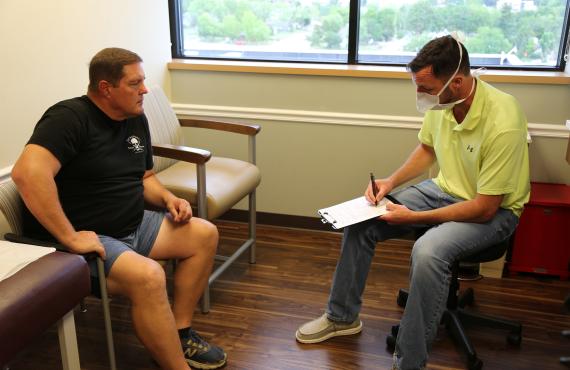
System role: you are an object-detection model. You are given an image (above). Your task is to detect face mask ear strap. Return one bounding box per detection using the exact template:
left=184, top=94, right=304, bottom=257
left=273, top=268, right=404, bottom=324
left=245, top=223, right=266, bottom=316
left=437, top=38, right=463, bottom=96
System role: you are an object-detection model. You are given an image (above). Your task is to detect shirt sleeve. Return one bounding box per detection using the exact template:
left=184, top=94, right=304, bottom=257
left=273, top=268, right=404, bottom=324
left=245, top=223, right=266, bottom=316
left=27, top=105, right=84, bottom=166
left=418, top=114, right=434, bottom=146
left=477, top=128, right=527, bottom=195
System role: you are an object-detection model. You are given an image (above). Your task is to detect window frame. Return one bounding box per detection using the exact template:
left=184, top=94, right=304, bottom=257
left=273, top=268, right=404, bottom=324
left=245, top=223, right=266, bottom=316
left=168, top=0, right=570, bottom=72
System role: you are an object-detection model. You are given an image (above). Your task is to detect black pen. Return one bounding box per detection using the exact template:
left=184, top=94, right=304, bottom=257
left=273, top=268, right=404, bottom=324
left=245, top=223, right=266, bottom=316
left=370, top=172, right=379, bottom=206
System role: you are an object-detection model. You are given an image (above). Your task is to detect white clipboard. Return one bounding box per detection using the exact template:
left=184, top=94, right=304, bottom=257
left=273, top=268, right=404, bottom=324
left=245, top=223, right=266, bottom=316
left=318, top=196, right=392, bottom=229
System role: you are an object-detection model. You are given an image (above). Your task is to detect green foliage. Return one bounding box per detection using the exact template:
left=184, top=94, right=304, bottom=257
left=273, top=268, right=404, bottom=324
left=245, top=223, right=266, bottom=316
left=464, top=26, right=511, bottom=54
left=361, top=6, right=396, bottom=43
left=242, top=11, right=271, bottom=42
left=404, top=34, right=435, bottom=52
left=196, top=13, right=222, bottom=39
left=189, top=0, right=273, bottom=43
left=401, top=0, right=443, bottom=35
left=308, top=9, right=344, bottom=49
left=184, top=0, right=567, bottom=63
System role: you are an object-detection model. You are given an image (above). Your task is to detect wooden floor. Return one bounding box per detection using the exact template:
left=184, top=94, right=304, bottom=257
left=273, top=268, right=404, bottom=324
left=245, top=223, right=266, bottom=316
left=6, top=220, right=570, bottom=370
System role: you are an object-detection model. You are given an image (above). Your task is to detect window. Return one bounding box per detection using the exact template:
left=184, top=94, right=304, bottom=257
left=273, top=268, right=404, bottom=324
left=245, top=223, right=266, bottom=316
left=169, top=0, right=570, bottom=70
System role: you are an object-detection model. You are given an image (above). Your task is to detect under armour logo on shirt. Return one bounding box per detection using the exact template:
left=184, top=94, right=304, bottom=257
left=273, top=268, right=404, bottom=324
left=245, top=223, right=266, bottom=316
left=466, top=144, right=474, bottom=152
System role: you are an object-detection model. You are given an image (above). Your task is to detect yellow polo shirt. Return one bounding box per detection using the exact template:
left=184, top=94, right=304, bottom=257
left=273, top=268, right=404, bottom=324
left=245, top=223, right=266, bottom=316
left=418, top=79, right=530, bottom=217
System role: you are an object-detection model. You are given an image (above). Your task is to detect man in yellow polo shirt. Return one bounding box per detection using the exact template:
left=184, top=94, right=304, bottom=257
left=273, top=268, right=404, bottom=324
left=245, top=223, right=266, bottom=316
left=295, top=35, right=530, bottom=370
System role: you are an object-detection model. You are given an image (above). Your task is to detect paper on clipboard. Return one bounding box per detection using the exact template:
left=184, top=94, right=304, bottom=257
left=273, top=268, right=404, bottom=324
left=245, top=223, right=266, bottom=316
left=318, top=196, right=391, bottom=229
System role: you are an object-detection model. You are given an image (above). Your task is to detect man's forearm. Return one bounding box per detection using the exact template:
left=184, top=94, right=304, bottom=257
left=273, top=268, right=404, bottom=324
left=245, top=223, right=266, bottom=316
left=388, top=143, right=436, bottom=189
left=412, top=195, right=502, bottom=224
left=142, top=171, right=176, bottom=208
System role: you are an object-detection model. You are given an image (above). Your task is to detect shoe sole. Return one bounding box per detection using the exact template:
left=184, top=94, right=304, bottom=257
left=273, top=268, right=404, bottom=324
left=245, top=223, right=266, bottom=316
left=295, top=321, right=363, bottom=344
left=186, top=354, right=227, bottom=369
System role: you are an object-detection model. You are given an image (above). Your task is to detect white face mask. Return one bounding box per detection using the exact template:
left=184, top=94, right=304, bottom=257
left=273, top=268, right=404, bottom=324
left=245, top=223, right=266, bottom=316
left=415, top=39, right=474, bottom=114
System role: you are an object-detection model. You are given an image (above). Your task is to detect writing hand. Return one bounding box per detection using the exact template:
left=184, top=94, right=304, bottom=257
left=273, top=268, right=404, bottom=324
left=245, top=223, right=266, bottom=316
left=365, top=178, right=393, bottom=205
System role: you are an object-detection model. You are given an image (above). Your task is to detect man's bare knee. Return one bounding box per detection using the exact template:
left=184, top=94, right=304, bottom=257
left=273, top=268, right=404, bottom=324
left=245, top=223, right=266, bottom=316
left=129, top=260, right=167, bottom=298
left=193, top=219, right=218, bottom=256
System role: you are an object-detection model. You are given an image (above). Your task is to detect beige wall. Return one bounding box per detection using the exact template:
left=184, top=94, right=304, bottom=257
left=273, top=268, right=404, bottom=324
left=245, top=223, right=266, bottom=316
left=0, top=0, right=171, bottom=169
left=0, top=1, right=568, bottom=219
left=170, top=70, right=570, bottom=217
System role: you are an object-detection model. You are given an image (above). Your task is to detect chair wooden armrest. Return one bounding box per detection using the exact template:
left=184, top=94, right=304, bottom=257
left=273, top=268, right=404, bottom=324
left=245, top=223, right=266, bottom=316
left=179, top=118, right=261, bottom=136
left=152, top=143, right=212, bottom=164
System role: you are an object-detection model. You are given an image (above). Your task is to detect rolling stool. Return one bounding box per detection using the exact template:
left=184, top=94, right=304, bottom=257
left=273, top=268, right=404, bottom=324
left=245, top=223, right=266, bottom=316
left=387, top=238, right=522, bottom=370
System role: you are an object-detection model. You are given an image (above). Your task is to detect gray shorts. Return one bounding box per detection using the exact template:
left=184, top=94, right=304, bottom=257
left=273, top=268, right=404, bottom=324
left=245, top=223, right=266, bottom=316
left=89, top=210, right=166, bottom=278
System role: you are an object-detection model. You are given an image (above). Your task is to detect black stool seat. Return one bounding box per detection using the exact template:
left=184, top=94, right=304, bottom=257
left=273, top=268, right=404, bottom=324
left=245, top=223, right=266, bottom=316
left=388, top=238, right=522, bottom=370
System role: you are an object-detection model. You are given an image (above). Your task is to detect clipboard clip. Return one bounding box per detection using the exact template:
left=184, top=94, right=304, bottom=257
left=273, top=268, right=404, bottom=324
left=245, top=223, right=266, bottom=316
left=319, top=211, right=337, bottom=226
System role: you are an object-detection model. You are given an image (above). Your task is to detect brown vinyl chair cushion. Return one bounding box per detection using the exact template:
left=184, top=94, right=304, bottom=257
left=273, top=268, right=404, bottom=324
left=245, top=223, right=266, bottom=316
left=0, top=252, right=90, bottom=365
left=156, top=156, right=261, bottom=220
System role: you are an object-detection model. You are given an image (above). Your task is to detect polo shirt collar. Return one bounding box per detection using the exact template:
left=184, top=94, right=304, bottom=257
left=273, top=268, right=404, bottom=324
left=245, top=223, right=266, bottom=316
left=447, top=77, right=484, bottom=131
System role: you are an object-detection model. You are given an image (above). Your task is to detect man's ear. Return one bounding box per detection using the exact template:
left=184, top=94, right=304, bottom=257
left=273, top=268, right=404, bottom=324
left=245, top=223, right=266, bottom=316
left=98, top=80, right=112, bottom=98
left=450, top=75, right=464, bottom=91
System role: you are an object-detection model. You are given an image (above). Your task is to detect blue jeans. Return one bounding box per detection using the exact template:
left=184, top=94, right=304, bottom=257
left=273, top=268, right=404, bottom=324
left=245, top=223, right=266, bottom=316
left=325, top=180, right=519, bottom=370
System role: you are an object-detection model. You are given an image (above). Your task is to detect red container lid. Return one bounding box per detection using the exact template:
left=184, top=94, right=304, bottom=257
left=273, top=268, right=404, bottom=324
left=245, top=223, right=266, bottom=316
left=529, top=182, right=570, bottom=207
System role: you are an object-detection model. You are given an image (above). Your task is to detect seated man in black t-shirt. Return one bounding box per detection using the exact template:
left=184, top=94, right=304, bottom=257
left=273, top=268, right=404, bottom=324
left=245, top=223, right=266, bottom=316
left=12, top=48, right=226, bottom=370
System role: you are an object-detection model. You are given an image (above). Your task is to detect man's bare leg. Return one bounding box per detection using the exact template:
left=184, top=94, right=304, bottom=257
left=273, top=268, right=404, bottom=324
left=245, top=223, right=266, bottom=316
left=106, top=251, right=189, bottom=370
left=149, top=216, right=218, bottom=328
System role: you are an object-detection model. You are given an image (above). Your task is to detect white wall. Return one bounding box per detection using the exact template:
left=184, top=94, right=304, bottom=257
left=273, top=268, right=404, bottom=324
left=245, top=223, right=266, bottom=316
left=0, top=0, right=171, bottom=169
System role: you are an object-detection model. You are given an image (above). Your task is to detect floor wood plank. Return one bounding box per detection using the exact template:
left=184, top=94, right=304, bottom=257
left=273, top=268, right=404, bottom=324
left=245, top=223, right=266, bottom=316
left=6, top=221, right=570, bottom=369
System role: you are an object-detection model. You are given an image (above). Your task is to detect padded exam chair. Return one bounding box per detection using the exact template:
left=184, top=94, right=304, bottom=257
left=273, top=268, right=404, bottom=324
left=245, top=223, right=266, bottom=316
left=0, top=179, right=117, bottom=370
left=387, top=238, right=522, bottom=370
left=144, top=87, right=262, bottom=313
left=0, top=251, right=90, bottom=370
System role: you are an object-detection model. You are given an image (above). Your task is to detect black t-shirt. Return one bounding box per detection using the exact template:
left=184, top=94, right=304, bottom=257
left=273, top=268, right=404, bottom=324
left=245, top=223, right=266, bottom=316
left=22, top=95, right=154, bottom=239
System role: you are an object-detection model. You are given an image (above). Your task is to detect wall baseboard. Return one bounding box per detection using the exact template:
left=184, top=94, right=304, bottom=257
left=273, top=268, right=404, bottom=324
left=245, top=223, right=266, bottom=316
left=218, top=209, right=423, bottom=241
left=218, top=209, right=341, bottom=233
left=173, top=103, right=569, bottom=139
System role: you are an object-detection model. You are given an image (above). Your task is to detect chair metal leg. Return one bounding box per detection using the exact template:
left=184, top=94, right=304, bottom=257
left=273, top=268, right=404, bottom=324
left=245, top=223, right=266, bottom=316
left=197, top=162, right=210, bottom=313
left=249, top=190, right=256, bottom=264
left=57, top=310, right=81, bottom=370
left=201, top=286, right=211, bottom=313
left=96, top=258, right=117, bottom=370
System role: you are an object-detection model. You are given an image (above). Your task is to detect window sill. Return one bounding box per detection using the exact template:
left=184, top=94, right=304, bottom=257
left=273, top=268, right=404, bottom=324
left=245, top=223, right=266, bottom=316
left=168, top=59, right=570, bottom=85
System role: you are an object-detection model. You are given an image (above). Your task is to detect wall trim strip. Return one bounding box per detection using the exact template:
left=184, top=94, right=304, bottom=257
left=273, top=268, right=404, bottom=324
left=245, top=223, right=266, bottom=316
left=172, top=103, right=568, bottom=138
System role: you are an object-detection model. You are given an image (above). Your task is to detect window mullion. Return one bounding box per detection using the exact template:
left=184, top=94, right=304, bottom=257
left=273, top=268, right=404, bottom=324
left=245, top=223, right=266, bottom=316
left=347, top=0, right=360, bottom=65
left=169, top=0, right=184, bottom=58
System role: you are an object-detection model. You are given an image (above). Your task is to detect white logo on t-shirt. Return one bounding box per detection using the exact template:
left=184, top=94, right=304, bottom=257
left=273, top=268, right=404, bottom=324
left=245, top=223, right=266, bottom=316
left=126, top=136, right=145, bottom=153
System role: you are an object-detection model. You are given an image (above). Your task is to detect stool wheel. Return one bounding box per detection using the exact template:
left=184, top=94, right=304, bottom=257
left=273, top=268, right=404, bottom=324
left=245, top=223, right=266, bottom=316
left=468, top=357, right=483, bottom=370
left=458, top=287, right=475, bottom=308
left=397, top=289, right=408, bottom=307
left=391, top=324, right=399, bottom=337
left=507, top=332, right=522, bottom=346
left=386, top=333, right=396, bottom=349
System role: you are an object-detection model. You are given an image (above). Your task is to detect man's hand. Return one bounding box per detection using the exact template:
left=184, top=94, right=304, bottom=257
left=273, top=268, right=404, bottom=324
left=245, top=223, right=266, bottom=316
left=380, top=203, right=417, bottom=224
left=365, top=178, right=394, bottom=205
left=166, top=196, right=192, bottom=223
left=65, top=231, right=106, bottom=259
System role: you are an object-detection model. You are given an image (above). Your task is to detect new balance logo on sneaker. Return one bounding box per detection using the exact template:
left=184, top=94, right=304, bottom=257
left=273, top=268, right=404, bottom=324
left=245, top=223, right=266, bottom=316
left=182, top=328, right=227, bottom=369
